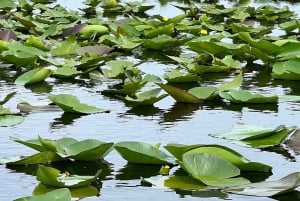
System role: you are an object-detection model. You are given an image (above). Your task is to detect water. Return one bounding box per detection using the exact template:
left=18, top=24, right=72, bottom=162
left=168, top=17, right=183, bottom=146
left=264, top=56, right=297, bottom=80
left=1, top=0, right=300, bottom=200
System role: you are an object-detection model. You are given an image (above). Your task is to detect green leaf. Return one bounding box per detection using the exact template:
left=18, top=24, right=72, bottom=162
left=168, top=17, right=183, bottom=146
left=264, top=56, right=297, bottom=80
left=0, top=115, right=24, bottom=127
left=10, top=136, right=46, bottom=152
left=217, top=73, right=243, bottom=91
left=0, top=0, right=16, bottom=9
left=51, top=36, right=80, bottom=56
left=36, top=165, right=101, bottom=188
left=212, top=124, right=297, bottom=148
left=33, top=183, right=99, bottom=199
left=114, top=141, right=174, bottom=165
left=219, top=89, right=278, bottom=104
left=272, top=59, right=300, bottom=80
left=57, top=139, right=114, bottom=161
left=188, top=87, right=219, bottom=100
left=48, top=94, right=109, bottom=114
left=142, top=35, right=183, bottom=50
left=15, top=68, right=52, bottom=86
left=14, top=188, right=71, bottom=201
left=53, top=66, right=82, bottom=78
left=0, top=92, right=16, bottom=105
left=144, top=24, right=174, bottom=38
left=181, top=153, right=249, bottom=187
left=116, top=88, right=168, bottom=106
left=225, top=172, right=300, bottom=197
left=102, top=81, right=146, bottom=96
left=6, top=151, right=63, bottom=165
left=164, top=70, right=200, bottom=83
left=157, top=83, right=202, bottom=103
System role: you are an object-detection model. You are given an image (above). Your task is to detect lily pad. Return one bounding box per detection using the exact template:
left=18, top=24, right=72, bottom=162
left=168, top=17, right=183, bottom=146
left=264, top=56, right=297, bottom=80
left=272, top=59, right=300, bottom=80
left=4, top=151, right=63, bottom=165
left=15, top=68, right=52, bottom=86
left=48, top=94, right=109, bottom=114
left=225, top=172, right=300, bottom=197
left=219, top=89, right=278, bottom=104
left=36, top=165, right=101, bottom=188
left=164, top=70, right=200, bottom=83
left=0, top=114, right=24, bottom=127
left=14, top=188, right=71, bottom=201
left=0, top=92, right=16, bottom=105
left=116, top=88, right=168, bottom=106
left=114, top=141, right=174, bottom=165
left=180, top=153, right=250, bottom=187
left=102, top=81, right=146, bottom=96
left=212, top=124, right=297, bottom=148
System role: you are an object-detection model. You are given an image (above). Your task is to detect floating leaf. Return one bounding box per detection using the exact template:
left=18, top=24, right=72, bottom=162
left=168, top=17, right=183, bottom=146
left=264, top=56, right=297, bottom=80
left=51, top=36, right=80, bottom=56
left=14, top=188, right=71, bottom=201
left=181, top=153, right=249, bottom=187
left=0, top=29, right=17, bottom=41
left=114, top=141, right=174, bottom=165
left=272, top=59, right=300, bottom=80
left=219, top=89, right=278, bottom=104
left=62, top=23, right=87, bottom=37
left=225, top=172, right=300, bottom=197
left=102, top=81, right=146, bottom=96
left=0, top=0, right=16, bottom=9
left=10, top=136, right=46, bottom=152
left=5, top=151, right=63, bottom=165
left=188, top=87, right=219, bottom=100
left=217, top=73, right=243, bottom=92
left=36, top=165, right=101, bottom=188
left=48, top=94, right=109, bottom=114
left=116, top=88, right=168, bottom=106
left=76, top=45, right=113, bottom=56
left=0, top=115, right=24, bottom=127
left=15, top=68, right=52, bottom=86
left=157, top=83, right=202, bottom=103
left=164, top=70, right=200, bottom=83
left=212, top=124, right=297, bottom=148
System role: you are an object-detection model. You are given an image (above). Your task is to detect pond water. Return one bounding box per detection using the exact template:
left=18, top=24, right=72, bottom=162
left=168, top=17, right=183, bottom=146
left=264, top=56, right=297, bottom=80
left=0, top=0, right=300, bottom=201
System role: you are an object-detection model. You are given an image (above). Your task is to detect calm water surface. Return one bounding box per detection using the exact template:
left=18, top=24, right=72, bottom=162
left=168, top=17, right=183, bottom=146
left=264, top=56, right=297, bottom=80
left=0, top=0, right=300, bottom=201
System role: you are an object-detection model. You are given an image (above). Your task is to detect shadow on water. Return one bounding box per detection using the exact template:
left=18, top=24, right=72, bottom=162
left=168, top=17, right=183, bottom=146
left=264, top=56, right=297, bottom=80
left=161, top=103, right=201, bottom=123
left=115, top=163, right=162, bottom=180
left=124, top=105, right=162, bottom=116
left=50, top=112, right=83, bottom=128
left=25, top=82, right=53, bottom=94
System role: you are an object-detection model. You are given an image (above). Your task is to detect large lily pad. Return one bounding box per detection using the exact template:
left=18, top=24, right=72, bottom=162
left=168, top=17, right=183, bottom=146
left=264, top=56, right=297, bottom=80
left=225, top=172, right=300, bottom=197
left=48, top=94, right=109, bottom=114
left=14, top=188, right=71, bottom=201
left=272, top=59, right=300, bottom=80
left=219, top=89, right=278, bottom=104
left=212, top=124, right=297, bottom=148
left=36, top=165, right=101, bottom=188
left=180, top=153, right=250, bottom=187
left=114, top=141, right=174, bottom=165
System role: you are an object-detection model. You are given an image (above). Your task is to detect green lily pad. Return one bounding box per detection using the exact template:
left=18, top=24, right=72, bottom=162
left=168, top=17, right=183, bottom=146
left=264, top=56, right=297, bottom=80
left=180, top=153, right=250, bottom=187
left=225, top=172, right=300, bottom=197
left=36, top=165, right=101, bottom=188
left=48, top=94, right=109, bottom=114
left=219, top=89, right=278, bottom=104
left=116, top=88, right=167, bottom=106
left=0, top=0, right=16, bottom=9
left=114, top=141, right=174, bottom=165
left=212, top=124, right=297, bottom=148
left=272, top=59, right=300, bottom=80
left=51, top=36, right=80, bottom=56
left=102, top=81, right=146, bottom=96
left=4, top=151, right=63, bottom=165
left=164, top=69, right=200, bottom=83
left=0, top=114, right=24, bottom=127
left=157, top=83, right=202, bottom=103
left=165, top=144, right=271, bottom=171
left=14, top=188, right=71, bottom=201
left=188, top=87, right=219, bottom=100
left=33, top=183, right=99, bottom=199
left=15, top=68, right=52, bottom=86
left=142, top=35, right=183, bottom=50
left=10, top=136, right=46, bottom=152
left=217, top=73, right=243, bottom=92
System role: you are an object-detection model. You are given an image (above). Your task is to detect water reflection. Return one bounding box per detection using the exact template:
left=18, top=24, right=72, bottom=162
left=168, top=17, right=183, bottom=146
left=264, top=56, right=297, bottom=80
left=125, top=105, right=162, bottom=116
left=262, top=146, right=296, bottom=161
left=161, top=103, right=201, bottom=123
left=273, top=191, right=300, bottom=201
left=115, top=164, right=161, bottom=180
left=175, top=189, right=228, bottom=199
left=223, top=103, right=279, bottom=113
left=25, top=82, right=53, bottom=94
left=51, top=112, right=83, bottom=128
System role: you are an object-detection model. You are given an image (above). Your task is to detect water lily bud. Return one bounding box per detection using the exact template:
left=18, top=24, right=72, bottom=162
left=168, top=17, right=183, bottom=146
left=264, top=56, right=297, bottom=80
left=162, top=16, right=169, bottom=22
left=200, top=29, right=208, bottom=35
left=0, top=40, right=8, bottom=51
left=79, top=25, right=109, bottom=38
left=107, top=0, right=117, bottom=7
left=159, top=165, right=170, bottom=175
left=200, top=14, right=209, bottom=22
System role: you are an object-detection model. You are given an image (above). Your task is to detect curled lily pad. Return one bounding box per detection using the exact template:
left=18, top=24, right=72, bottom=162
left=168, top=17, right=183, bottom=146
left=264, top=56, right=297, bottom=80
left=36, top=165, right=101, bottom=188
left=212, top=124, right=297, bottom=148
left=164, top=70, right=200, bottom=83
left=48, top=94, right=109, bottom=114
left=188, top=87, right=219, bottom=100
left=116, top=88, right=168, bottom=107
left=180, top=153, right=250, bottom=187
left=0, top=92, right=16, bottom=105
left=14, top=68, right=52, bottom=86
left=225, top=172, right=300, bottom=197
left=272, top=59, right=300, bottom=80
left=114, top=141, right=174, bottom=165
left=219, top=89, right=278, bottom=104
left=14, top=188, right=71, bottom=201
left=102, top=81, right=146, bottom=97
